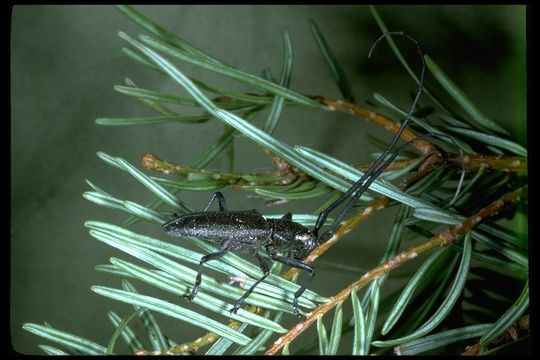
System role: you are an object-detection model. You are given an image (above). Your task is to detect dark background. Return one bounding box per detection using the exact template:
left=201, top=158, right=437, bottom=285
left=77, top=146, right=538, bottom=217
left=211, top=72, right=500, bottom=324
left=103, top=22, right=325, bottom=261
left=11, top=5, right=526, bottom=354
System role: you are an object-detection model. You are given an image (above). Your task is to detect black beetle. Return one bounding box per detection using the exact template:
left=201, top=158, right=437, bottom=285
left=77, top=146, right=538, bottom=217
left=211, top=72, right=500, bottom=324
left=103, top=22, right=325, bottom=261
left=163, top=32, right=427, bottom=319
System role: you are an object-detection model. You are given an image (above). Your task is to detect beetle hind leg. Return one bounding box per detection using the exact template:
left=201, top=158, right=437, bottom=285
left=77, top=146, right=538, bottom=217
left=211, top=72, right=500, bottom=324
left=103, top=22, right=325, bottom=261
left=268, top=254, right=314, bottom=319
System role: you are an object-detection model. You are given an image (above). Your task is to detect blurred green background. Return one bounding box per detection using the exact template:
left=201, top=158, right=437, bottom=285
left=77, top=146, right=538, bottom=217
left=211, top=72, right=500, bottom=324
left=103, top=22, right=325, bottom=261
left=11, top=5, right=525, bottom=354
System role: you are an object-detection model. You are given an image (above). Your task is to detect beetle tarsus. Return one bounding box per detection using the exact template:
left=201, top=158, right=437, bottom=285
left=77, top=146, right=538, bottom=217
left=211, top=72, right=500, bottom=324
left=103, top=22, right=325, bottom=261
left=292, top=297, right=305, bottom=319
left=229, top=303, right=241, bottom=314
left=294, top=308, right=306, bottom=320
left=183, top=290, right=197, bottom=301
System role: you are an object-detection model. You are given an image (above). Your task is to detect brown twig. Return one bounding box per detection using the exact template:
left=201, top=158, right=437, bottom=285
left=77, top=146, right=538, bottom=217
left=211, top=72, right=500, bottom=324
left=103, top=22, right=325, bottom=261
left=360, top=154, right=527, bottom=174
left=135, top=304, right=264, bottom=355
left=358, top=158, right=418, bottom=172
left=462, top=314, right=530, bottom=355
left=141, top=153, right=297, bottom=186
left=265, top=186, right=525, bottom=355
left=135, top=331, right=220, bottom=355
left=447, top=154, right=527, bottom=173
left=315, top=97, right=528, bottom=176
left=313, top=96, right=438, bottom=156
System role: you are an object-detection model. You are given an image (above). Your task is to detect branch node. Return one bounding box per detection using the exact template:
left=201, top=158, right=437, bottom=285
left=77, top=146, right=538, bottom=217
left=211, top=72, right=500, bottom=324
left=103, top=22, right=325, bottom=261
left=440, top=228, right=456, bottom=246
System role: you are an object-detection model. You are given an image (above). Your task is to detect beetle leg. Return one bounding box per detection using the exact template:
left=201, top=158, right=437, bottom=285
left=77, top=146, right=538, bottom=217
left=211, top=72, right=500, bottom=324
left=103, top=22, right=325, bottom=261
left=202, top=191, right=228, bottom=212
left=185, top=250, right=228, bottom=301
left=230, top=252, right=270, bottom=314
left=281, top=212, right=293, bottom=220
left=268, top=254, right=314, bottom=319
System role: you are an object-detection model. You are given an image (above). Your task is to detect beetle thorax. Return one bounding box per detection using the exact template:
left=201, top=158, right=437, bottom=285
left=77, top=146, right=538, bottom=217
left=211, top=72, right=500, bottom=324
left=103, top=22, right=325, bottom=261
left=270, top=219, right=317, bottom=261
left=291, top=231, right=317, bottom=260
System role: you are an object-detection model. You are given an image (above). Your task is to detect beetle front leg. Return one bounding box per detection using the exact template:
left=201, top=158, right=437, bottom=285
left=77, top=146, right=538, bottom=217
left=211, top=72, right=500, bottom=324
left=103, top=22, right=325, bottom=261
left=269, top=254, right=315, bottom=319
left=203, top=191, right=228, bottom=212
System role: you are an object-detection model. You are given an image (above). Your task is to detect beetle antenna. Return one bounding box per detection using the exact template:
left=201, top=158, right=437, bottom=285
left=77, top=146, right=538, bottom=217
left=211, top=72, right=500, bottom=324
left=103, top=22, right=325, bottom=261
left=314, top=31, right=426, bottom=243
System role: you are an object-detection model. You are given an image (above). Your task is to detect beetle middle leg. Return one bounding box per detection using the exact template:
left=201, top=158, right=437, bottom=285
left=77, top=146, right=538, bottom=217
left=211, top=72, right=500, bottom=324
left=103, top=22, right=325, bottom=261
left=185, top=192, right=230, bottom=299
left=269, top=254, right=315, bottom=319
left=185, top=237, right=233, bottom=300
left=185, top=249, right=229, bottom=300
left=229, top=252, right=271, bottom=314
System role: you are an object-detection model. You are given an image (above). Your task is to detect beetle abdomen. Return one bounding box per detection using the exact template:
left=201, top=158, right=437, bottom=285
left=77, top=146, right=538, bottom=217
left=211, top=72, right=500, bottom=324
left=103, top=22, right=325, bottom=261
left=162, top=210, right=271, bottom=244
